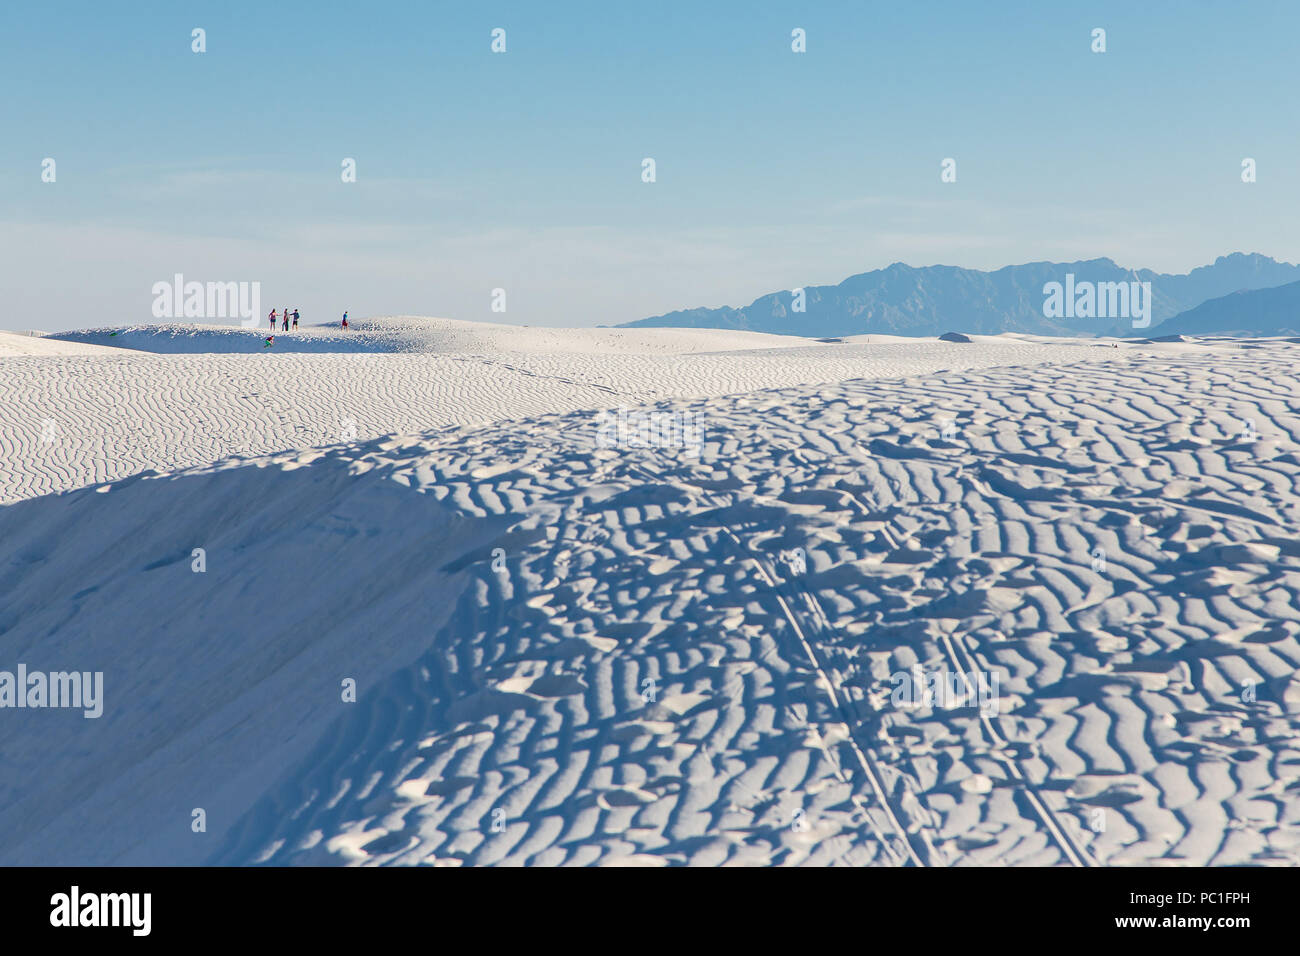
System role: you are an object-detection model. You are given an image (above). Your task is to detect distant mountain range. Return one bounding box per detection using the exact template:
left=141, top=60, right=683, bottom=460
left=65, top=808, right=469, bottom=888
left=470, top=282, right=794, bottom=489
left=620, top=253, right=1300, bottom=338
left=1153, top=279, right=1300, bottom=336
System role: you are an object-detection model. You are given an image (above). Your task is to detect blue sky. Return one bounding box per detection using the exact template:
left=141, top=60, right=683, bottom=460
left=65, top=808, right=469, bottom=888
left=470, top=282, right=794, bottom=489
left=3, top=0, right=1297, bottom=329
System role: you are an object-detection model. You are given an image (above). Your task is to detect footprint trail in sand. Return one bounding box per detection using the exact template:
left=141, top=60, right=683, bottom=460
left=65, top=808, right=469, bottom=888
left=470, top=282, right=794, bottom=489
left=2, top=325, right=1298, bottom=866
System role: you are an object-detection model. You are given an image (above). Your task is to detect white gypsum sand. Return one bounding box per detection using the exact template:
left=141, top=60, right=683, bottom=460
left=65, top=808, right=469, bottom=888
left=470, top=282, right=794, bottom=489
left=2, top=317, right=1117, bottom=504
left=1, top=318, right=1298, bottom=866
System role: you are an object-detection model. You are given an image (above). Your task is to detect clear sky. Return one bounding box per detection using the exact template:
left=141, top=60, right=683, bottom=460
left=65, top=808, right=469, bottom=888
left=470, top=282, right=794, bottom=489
left=3, top=0, right=1297, bottom=330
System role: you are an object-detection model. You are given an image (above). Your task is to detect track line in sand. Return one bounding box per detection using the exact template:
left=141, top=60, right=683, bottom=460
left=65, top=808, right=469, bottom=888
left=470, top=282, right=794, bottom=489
left=938, top=628, right=1093, bottom=867
left=739, top=543, right=928, bottom=866
left=301, top=347, right=1299, bottom=864
left=10, top=339, right=1300, bottom=865
left=662, top=442, right=1101, bottom=865
left=594, top=437, right=1102, bottom=866
left=845, top=506, right=1129, bottom=866
left=566, top=344, right=1300, bottom=865
left=614, top=458, right=929, bottom=865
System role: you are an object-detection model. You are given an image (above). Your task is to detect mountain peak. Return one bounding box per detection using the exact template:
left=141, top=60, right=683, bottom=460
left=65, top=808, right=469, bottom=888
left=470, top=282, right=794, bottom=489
left=622, top=255, right=1300, bottom=337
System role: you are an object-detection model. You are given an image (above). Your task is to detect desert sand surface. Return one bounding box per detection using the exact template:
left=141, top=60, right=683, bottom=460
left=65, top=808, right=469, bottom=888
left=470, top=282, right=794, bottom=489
left=52, top=317, right=814, bottom=355
left=2, top=318, right=1299, bottom=866
left=0, top=329, right=134, bottom=357
left=3, top=317, right=1121, bottom=504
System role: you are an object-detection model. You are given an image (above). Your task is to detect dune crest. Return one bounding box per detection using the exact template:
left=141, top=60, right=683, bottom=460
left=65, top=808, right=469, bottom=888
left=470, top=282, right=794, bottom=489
left=3, top=331, right=1299, bottom=865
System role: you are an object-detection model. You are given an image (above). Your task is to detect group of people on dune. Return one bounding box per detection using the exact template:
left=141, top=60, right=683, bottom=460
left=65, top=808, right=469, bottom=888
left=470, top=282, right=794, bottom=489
left=268, top=308, right=300, bottom=332
left=263, top=310, right=349, bottom=347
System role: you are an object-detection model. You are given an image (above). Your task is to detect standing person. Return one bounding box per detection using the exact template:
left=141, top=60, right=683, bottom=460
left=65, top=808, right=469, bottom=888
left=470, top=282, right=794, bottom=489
left=282, top=307, right=289, bottom=332
left=292, top=308, right=299, bottom=330
left=269, top=308, right=278, bottom=331
left=341, top=311, right=348, bottom=330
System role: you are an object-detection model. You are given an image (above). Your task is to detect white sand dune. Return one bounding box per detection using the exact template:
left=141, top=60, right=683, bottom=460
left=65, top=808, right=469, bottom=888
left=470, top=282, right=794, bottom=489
left=0, top=317, right=1123, bottom=505
left=2, top=319, right=1299, bottom=866
left=50, top=316, right=814, bottom=355
left=0, top=329, right=134, bottom=357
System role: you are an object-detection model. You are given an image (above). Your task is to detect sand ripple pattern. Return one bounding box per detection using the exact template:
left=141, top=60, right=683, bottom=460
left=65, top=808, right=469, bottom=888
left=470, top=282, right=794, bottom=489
left=0, top=339, right=1108, bottom=505
left=195, top=343, right=1300, bottom=866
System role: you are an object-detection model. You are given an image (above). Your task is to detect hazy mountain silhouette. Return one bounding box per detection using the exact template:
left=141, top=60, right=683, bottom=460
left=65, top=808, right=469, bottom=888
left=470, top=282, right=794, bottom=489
left=1153, top=278, right=1300, bottom=336
left=621, top=253, right=1300, bottom=337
